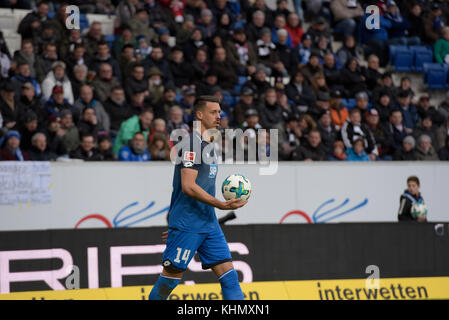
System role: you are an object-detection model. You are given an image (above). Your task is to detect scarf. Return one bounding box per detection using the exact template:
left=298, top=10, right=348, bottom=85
left=256, top=40, right=276, bottom=57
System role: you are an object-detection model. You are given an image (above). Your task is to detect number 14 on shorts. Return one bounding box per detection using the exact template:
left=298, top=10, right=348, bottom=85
left=173, top=247, right=191, bottom=265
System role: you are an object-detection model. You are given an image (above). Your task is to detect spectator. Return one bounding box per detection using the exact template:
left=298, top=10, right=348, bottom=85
left=292, top=128, right=327, bottom=161
left=423, top=2, right=446, bottom=45
left=142, top=45, right=174, bottom=86
left=17, top=110, right=40, bottom=152
left=42, top=61, right=74, bottom=104
left=362, top=55, right=382, bottom=92
left=309, top=91, right=330, bottom=121
left=0, top=130, right=30, bottom=161
left=91, top=63, right=121, bottom=103
left=438, top=91, right=449, bottom=121
left=179, top=87, right=197, bottom=125
left=285, top=69, right=315, bottom=115
left=340, top=57, right=367, bottom=98
left=296, top=33, right=313, bottom=66
left=70, top=133, right=102, bottom=161
left=372, top=72, right=397, bottom=103
left=285, top=12, right=304, bottom=49
left=234, top=87, right=257, bottom=127
left=118, top=44, right=137, bottom=80
left=417, top=94, right=445, bottom=127
left=116, top=0, right=141, bottom=29
left=330, top=0, right=363, bottom=37
left=88, top=41, right=122, bottom=82
left=398, top=76, right=415, bottom=100
left=248, top=0, right=274, bottom=27
left=225, top=28, right=258, bottom=77
left=59, top=29, right=83, bottom=59
left=365, top=108, right=393, bottom=160
left=45, top=114, right=68, bottom=157
left=0, top=81, right=19, bottom=130
left=148, top=118, right=170, bottom=144
left=113, top=108, right=153, bottom=155
left=406, top=2, right=425, bottom=41
left=17, top=1, right=50, bottom=41
left=384, top=1, right=420, bottom=46
left=65, top=44, right=88, bottom=81
left=434, top=26, right=449, bottom=64
left=279, top=113, right=302, bottom=160
left=393, top=135, right=417, bottom=161
left=43, top=85, right=75, bottom=120
left=198, top=8, right=217, bottom=40
left=354, top=91, right=370, bottom=121
left=118, top=132, right=151, bottom=161
left=154, top=85, right=177, bottom=121
left=436, top=118, right=449, bottom=151
left=329, top=89, right=349, bottom=130
left=246, top=10, right=266, bottom=43
left=276, top=29, right=298, bottom=74
left=413, top=115, right=438, bottom=150
left=383, top=109, right=408, bottom=153
left=144, top=0, right=173, bottom=30
left=59, top=109, right=80, bottom=154
left=212, top=47, right=238, bottom=91
left=97, top=134, right=115, bottom=161
left=341, top=108, right=377, bottom=160
left=317, top=110, right=338, bottom=155
left=257, top=87, right=284, bottom=130
left=191, top=47, right=210, bottom=82
left=310, top=72, right=329, bottom=97
left=166, top=105, right=190, bottom=135
left=11, top=62, right=42, bottom=99
left=103, top=86, right=134, bottom=134
left=169, top=47, right=194, bottom=88
left=394, top=89, right=419, bottom=133
left=242, top=108, right=262, bottom=134
left=438, top=136, right=449, bottom=160
left=128, top=88, right=151, bottom=116
left=75, top=85, right=110, bottom=132
left=328, top=140, right=347, bottom=161
left=71, top=64, right=91, bottom=101
left=397, top=176, right=426, bottom=222
left=313, top=34, right=333, bottom=61
left=83, top=21, right=106, bottom=58
left=124, top=63, right=149, bottom=101
left=307, top=16, right=332, bottom=46
left=112, top=26, right=136, bottom=60
left=182, top=28, right=206, bottom=63
left=28, top=132, right=57, bottom=161
left=299, top=53, right=322, bottom=86
left=345, top=138, right=371, bottom=162
left=360, top=10, right=392, bottom=66
left=13, top=39, right=37, bottom=79
left=414, top=134, right=439, bottom=161
left=242, top=64, right=271, bottom=102
left=272, top=15, right=293, bottom=48
left=35, top=43, right=58, bottom=83
left=149, top=131, right=172, bottom=161
left=17, top=82, right=45, bottom=125
left=156, top=28, right=172, bottom=58
left=336, top=35, right=362, bottom=68
left=322, top=52, right=341, bottom=91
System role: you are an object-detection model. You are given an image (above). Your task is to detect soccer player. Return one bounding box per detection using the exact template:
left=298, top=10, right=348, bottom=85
left=149, top=96, right=248, bottom=300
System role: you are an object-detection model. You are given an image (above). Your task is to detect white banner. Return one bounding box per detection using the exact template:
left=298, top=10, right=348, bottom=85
left=0, top=162, right=447, bottom=231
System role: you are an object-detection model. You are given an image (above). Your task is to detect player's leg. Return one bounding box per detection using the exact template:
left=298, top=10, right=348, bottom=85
left=197, top=228, right=244, bottom=300
left=149, top=229, right=204, bottom=300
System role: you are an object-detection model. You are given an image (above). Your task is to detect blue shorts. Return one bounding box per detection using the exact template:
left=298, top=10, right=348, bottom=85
left=162, top=227, right=232, bottom=272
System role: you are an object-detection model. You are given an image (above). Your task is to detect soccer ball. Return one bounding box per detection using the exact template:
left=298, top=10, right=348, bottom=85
left=221, top=174, right=252, bottom=201
left=411, top=203, right=428, bottom=218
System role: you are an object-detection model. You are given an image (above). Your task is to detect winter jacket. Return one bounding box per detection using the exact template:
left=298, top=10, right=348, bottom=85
left=41, top=71, right=74, bottom=104
left=113, top=115, right=150, bottom=155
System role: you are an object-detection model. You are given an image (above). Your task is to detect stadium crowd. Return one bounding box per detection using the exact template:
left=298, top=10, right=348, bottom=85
left=0, top=0, right=449, bottom=162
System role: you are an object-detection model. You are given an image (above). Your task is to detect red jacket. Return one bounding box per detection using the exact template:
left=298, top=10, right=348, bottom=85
left=0, top=147, right=30, bottom=161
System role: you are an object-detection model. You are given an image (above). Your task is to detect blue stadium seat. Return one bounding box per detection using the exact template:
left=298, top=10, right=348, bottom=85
left=410, top=45, right=433, bottom=72
left=423, top=63, right=448, bottom=89
left=389, top=45, right=413, bottom=72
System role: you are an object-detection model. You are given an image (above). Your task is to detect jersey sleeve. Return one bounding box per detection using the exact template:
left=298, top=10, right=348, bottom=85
left=180, top=149, right=202, bottom=171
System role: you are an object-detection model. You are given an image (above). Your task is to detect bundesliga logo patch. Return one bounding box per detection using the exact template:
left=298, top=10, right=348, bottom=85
left=183, top=151, right=196, bottom=162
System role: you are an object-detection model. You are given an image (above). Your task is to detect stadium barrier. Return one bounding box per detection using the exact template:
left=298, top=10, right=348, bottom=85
left=0, top=224, right=448, bottom=295
left=0, top=162, right=448, bottom=231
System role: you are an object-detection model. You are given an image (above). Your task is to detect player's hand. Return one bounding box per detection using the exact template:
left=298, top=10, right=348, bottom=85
left=162, top=230, right=168, bottom=243
left=219, top=199, right=248, bottom=210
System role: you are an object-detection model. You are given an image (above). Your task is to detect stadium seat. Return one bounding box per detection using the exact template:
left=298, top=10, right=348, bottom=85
left=105, top=34, right=115, bottom=50
left=389, top=45, right=413, bottom=72
left=423, top=63, right=448, bottom=89
left=410, top=45, right=434, bottom=72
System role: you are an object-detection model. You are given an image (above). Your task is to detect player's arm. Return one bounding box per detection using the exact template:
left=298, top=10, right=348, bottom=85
left=181, top=168, right=247, bottom=210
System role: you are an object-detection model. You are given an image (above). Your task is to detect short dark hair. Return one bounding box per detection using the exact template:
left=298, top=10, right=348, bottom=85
left=349, top=108, right=361, bottom=115
left=97, top=40, right=109, bottom=47
left=194, top=95, right=220, bottom=113
left=80, top=132, right=95, bottom=142
left=407, top=176, right=420, bottom=186
left=140, top=107, right=154, bottom=115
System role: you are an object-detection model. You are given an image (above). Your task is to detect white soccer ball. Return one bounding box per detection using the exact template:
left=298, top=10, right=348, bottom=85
left=221, top=174, right=252, bottom=201
left=411, top=203, right=428, bottom=218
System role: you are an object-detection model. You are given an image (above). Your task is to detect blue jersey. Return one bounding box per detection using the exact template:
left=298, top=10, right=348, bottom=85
left=168, top=131, right=220, bottom=233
